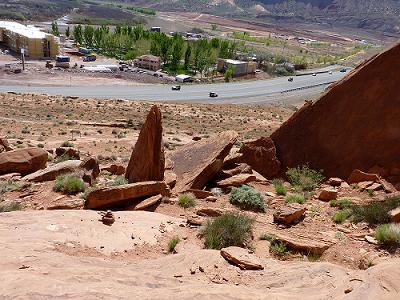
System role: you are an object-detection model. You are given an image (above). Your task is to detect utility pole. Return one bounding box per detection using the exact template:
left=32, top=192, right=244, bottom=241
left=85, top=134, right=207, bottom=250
left=21, top=48, right=25, bottom=70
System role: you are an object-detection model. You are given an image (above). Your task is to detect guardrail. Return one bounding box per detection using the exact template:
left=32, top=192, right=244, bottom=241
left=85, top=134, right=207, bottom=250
left=280, top=81, right=336, bottom=94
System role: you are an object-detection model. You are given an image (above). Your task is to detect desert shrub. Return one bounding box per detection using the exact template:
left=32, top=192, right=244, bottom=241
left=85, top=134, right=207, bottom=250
left=375, top=224, right=400, bottom=246
left=229, top=185, right=265, bottom=212
left=332, top=209, right=352, bottom=223
left=108, top=176, right=128, bottom=186
left=259, top=233, right=276, bottom=241
left=54, top=154, right=75, bottom=164
left=270, top=241, right=289, bottom=256
left=0, top=201, right=22, bottom=212
left=54, top=175, right=85, bottom=195
left=272, top=179, right=287, bottom=196
left=286, top=165, right=324, bottom=191
left=352, top=196, right=400, bottom=224
left=202, top=212, right=253, bottom=249
left=178, top=193, right=196, bottom=208
left=0, top=180, right=22, bottom=194
left=329, top=198, right=353, bottom=209
left=61, top=141, right=74, bottom=147
left=285, top=193, right=305, bottom=204
left=168, top=236, right=180, bottom=252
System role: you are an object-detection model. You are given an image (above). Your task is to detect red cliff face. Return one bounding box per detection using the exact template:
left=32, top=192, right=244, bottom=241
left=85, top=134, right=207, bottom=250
left=271, top=42, right=400, bottom=182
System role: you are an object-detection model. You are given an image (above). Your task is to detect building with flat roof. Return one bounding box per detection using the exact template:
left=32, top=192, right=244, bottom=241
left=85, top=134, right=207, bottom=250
left=0, top=21, right=59, bottom=58
left=217, top=58, right=257, bottom=77
left=175, top=74, right=193, bottom=83
left=134, top=54, right=161, bottom=71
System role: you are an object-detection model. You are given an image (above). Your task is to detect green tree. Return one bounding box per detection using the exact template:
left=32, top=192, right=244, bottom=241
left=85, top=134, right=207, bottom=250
left=224, top=64, right=235, bottom=82
left=171, top=35, right=184, bottom=71
left=184, top=44, right=192, bottom=70
left=73, top=25, right=83, bottom=45
left=51, top=21, right=60, bottom=36
left=65, top=26, right=70, bottom=38
left=83, top=25, right=94, bottom=47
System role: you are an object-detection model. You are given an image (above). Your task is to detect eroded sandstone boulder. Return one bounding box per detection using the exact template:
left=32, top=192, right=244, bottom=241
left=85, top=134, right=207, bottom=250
left=238, top=137, right=280, bottom=179
left=0, top=148, right=47, bottom=176
left=102, top=164, right=126, bottom=175
left=85, top=181, right=170, bottom=209
left=125, top=105, right=164, bottom=183
left=55, top=147, right=80, bottom=160
left=168, top=131, right=238, bottom=192
left=273, top=203, right=306, bottom=225
left=318, top=187, right=338, bottom=201
left=220, top=246, right=264, bottom=270
left=216, top=173, right=257, bottom=188
left=0, top=137, right=12, bottom=153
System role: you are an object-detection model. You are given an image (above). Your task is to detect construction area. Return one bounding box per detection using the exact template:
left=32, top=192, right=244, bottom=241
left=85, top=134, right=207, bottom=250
left=0, top=21, right=59, bottom=59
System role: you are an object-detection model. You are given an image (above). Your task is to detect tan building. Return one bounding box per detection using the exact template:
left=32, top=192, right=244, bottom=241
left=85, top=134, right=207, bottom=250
left=0, top=21, right=59, bottom=59
left=134, top=54, right=161, bottom=71
left=217, top=58, right=257, bottom=77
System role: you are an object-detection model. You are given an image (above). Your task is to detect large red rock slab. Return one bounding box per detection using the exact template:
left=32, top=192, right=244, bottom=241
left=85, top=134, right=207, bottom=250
left=271, top=43, right=400, bottom=181
left=0, top=148, right=47, bottom=176
left=238, top=137, right=280, bottom=179
left=168, top=131, right=238, bottom=192
left=273, top=232, right=334, bottom=255
left=125, top=105, right=164, bottom=183
left=85, top=181, right=170, bottom=209
left=348, top=169, right=380, bottom=184
left=318, top=187, right=338, bottom=201
left=220, top=246, right=264, bottom=270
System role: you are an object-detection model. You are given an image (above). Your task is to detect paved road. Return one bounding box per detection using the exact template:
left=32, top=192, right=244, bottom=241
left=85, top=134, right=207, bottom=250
left=0, top=71, right=347, bottom=104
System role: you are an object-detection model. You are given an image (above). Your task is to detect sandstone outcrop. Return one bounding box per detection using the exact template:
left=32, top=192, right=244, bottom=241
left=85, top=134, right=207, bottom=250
left=0, top=148, right=47, bottom=176
left=125, top=105, right=164, bottom=183
left=271, top=43, right=400, bottom=183
left=168, top=131, right=238, bottom=192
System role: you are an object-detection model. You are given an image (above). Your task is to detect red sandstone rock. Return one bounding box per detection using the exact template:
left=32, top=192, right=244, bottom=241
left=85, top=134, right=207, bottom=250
left=102, top=164, right=125, bottom=176
left=168, top=131, right=238, bottom=192
left=348, top=170, right=380, bottom=184
left=238, top=137, right=280, bottom=179
left=0, top=148, right=47, bottom=176
left=55, top=147, right=80, bottom=160
left=0, top=137, right=12, bottom=153
left=216, top=173, right=257, bottom=187
left=125, top=105, right=164, bottom=183
left=220, top=247, right=264, bottom=270
left=318, top=187, right=338, bottom=201
left=273, top=203, right=306, bottom=225
left=271, top=43, right=400, bottom=182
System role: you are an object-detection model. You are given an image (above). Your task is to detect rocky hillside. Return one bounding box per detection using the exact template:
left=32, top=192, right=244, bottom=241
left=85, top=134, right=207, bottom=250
left=130, top=0, right=400, bottom=33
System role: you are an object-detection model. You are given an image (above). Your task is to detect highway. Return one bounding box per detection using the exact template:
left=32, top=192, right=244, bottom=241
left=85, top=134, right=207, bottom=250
left=0, top=71, right=347, bottom=104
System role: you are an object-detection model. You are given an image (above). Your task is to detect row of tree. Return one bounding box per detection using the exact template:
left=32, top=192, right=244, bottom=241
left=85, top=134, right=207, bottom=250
left=69, top=24, right=238, bottom=75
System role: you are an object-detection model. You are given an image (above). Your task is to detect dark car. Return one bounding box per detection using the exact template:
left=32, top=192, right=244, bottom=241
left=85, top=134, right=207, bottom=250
left=209, top=92, right=218, bottom=98
left=340, top=68, right=347, bottom=73
left=288, top=77, right=294, bottom=82
left=172, top=85, right=181, bottom=91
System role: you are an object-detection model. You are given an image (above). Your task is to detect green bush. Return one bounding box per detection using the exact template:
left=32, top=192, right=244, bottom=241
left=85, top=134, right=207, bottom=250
left=375, top=224, right=400, bottom=246
left=272, top=179, right=287, bottom=196
left=54, top=175, right=85, bottom=195
left=270, top=241, right=289, bottom=256
left=330, top=198, right=353, bottom=209
left=285, top=194, right=305, bottom=204
left=108, top=176, right=128, bottom=186
left=229, top=185, right=265, bottom=212
left=61, top=141, right=74, bottom=147
left=0, top=201, right=22, bottom=212
left=352, top=196, right=400, bottom=224
left=332, top=209, right=352, bottom=223
left=54, top=154, right=75, bottom=164
left=168, top=236, right=180, bottom=252
left=178, top=193, right=196, bottom=208
left=0, top=180, right=22, bottom=194
left=286, top=165, right=324, bottom=191
left=203, top=212, right=253, bottom=249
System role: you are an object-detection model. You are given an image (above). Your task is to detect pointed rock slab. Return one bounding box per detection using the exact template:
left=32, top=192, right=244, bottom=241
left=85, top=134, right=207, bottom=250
left=238, top=137, right=281, bottom=179
left=168, top=131, right=238, bottom=192
left=220, top=246, right=264, bottom=270
left=348, top=170, right=380, bottom=184
left=85, top=181, right=171, bottom=209
left=0, top=148, right=47, bottom=176
left=125, top=105, right=164, bottom=183
left=216, top=173, right=257, bottom=187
